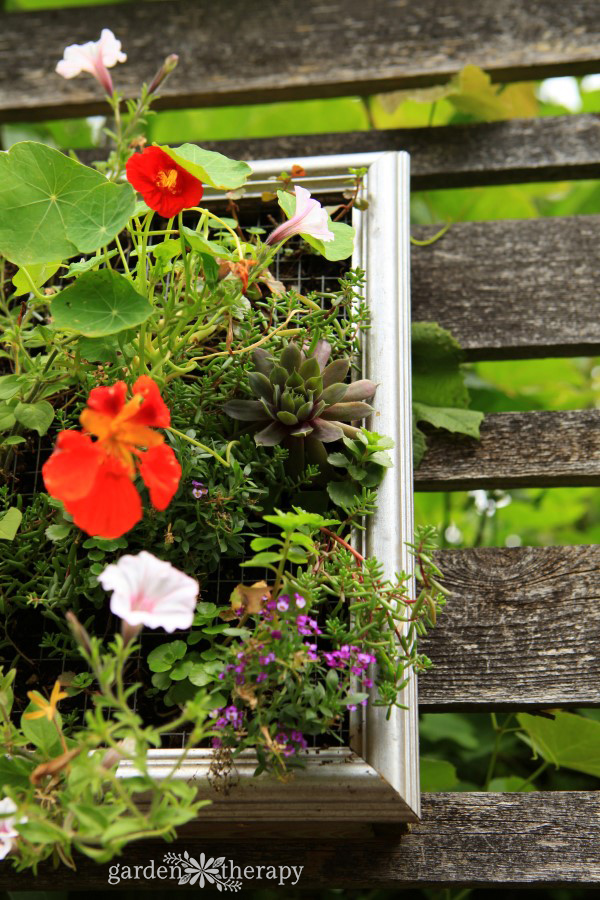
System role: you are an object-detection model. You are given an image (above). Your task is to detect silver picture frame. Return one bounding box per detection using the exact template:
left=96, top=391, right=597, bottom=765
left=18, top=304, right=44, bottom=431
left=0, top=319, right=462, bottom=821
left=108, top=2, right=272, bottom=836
left=121, top=151, right=418, bottom=823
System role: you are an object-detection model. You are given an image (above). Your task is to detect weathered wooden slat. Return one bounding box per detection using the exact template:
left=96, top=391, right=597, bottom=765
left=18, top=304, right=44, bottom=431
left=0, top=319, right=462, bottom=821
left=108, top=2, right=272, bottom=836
left=3, top=0, right=600, bottom=123
left=77, top=114, right=600, bottom=191
left=4, top=793, right=600, bottom=888
left=416, top=410, right=600, bottom=491
left=420, top=546, right=600, bottom=710
left=413, top=215, right=600, bottom=360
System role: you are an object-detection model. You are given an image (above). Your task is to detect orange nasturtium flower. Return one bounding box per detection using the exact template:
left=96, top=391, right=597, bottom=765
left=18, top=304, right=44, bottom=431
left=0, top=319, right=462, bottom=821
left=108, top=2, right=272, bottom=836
left=42, top=376, right=181, bottom=539
left=24, top=680, right=68, bottom=722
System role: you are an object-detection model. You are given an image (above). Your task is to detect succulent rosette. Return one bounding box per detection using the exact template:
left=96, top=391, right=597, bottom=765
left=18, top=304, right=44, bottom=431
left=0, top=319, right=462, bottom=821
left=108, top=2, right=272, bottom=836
left=223, top=341, right=376, bottom=448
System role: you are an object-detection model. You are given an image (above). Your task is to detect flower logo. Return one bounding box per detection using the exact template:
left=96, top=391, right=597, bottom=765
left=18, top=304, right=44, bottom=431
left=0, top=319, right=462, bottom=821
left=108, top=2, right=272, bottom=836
left=163, top=851, right=242, bottom=890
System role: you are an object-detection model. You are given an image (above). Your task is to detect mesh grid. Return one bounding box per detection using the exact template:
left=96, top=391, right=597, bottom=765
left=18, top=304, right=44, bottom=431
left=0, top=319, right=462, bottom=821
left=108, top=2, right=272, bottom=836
left=3, top=199, right=354, bottom=749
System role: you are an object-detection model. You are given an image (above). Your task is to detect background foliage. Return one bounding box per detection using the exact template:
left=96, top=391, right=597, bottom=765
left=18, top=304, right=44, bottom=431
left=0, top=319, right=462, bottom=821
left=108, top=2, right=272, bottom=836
left=2, top=0, right=600, bottom=896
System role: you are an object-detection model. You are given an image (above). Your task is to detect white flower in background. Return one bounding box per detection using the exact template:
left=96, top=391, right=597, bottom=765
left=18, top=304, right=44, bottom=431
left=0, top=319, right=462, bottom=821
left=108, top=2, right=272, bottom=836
left=98, top=551, right=199, bottom=632
left=0, top=797, right=26, bottom=861
left=267, top=185, right=334, bottom=245
left=56, top=28, right=126, bottom=96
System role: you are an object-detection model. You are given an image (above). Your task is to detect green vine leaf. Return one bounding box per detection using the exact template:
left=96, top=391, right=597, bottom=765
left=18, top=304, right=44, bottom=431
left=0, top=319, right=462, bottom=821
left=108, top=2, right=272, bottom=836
left=0, top=142, right=135, bottom=266
left=517, top=711, right=600, bottom=777
left=412, top=402, right=483, bottom=439
left=14, top=400, right=55, bottom=436
left=51, top=270, right=153, bottom=337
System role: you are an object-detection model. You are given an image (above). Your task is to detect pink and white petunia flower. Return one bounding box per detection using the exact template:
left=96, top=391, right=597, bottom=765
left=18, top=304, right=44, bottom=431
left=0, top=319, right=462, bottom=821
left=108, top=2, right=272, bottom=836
left=56, top=28, right=126, bottom=96
left=0, top=797, right=26, bottom=861
left=98, top=551, right=199, bottom=632
left=267, top=185, right=334, bottom=245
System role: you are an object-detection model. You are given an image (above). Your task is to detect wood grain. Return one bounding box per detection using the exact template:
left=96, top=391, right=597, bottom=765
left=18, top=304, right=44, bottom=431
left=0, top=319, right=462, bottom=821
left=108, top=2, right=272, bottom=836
left=413, top=216, right=600, bottom=360
left=416, top=410, right=600, bottom=491
left=76, top=113, right=600, bottom=191
left=420, top=545, right=600, bottom=709
left=3, top=793, right=600, bottom=888
left=3, top=0, right=600, bottom=122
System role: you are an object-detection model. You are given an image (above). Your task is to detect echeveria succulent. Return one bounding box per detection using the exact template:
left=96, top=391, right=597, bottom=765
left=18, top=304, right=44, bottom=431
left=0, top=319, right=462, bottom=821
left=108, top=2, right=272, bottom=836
left=223, top=341, right=376, bottom=447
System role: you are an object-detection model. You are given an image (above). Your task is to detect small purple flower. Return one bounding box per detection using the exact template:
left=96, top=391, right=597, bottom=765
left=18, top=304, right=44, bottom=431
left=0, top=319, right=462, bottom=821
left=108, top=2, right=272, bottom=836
left=304, top=642, right=318, bottom=661
left=296, top=615, right=321, bottom=636
left=270, top=629, right=282, bottom=640
left=256, top=673, right=267, bottom=683
left=346, top=704, right=357, bottom=712
left=191, top=480, right=208, bottom=499
left=363, top=677, right=374, bottom=689
left=212, top=737, right=223, bottom=748
left=259, top=651, right=276, bottom=666
left=277, top=595, right=290, bottom=612
left=294, top=592, right=306, bottom=609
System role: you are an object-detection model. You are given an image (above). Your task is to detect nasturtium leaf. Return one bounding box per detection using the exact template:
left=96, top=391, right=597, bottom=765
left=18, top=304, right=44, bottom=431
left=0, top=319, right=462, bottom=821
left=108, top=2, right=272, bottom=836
left=277, top=189, right=355, bottom=260
left=0, top=142, right=135, bottom=266
left=12, top=261, right=61, bottom=297
left=160, top=143, right=252, bottom=190
left=14, top=400, right=54, bottom=436
left=0, top=507, right=22, bottom=540
left=420, top=758, right=459, bottom=791
left=412, top=402, right=483, bottom=439
left=51, top=270, right=153, bottom=337
left=517, top=711, right=600, bottom=777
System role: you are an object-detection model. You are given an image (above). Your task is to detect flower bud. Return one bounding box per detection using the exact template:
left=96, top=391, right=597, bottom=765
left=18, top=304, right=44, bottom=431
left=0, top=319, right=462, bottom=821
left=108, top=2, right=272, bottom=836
left=148, top=54, right=179, bottom=95
left=66, top=611, right=92, bottom=656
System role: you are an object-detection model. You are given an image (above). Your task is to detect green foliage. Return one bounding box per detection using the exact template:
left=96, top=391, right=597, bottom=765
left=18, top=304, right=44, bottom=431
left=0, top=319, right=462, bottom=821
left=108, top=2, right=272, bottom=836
left=51, top=270, right=153, bottom=337
left=412, top=321, right=483, bottom=465
left=161, top=143, right=253, bottom=190
left=518, top=712, right=600, bottom=777
left=0, top=142, right=135, bottom=265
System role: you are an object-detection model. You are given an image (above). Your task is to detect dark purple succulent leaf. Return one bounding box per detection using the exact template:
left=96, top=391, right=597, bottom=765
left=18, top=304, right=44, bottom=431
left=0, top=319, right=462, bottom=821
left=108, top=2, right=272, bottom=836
left=259, top=397, right=277, bottom=420
left=248, top=371, right=273, bottom=402
left=313, top=339, right=332, bottom=371
left=255, top=421, right=288, bottom=446
left=320, top=401, right=374, bottom=422
left=321, top=382, right=348, bottom=405
left=223, top=399, right=271, bottom=421
left=311, top=417, right=345, bottom=442
left=299, top=356, right=321, bottom=381
left=277, top=410, right=298, bottom=425
left=311, top=399, right=326, bottom=418
left=322, top=358, right=350, bottom=388
left=343, top=379, right=377, bottom=402
left=290, top=422, right=314, bottom=437
left=252, top=348, right=274, bottom=377
left=280, top=342, right=302, bottom=374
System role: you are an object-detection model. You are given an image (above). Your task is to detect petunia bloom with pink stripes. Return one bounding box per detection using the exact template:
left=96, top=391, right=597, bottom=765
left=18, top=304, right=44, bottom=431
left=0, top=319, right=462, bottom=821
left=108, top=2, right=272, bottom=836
left=56, top=28, right=126, bottom=96
left=267, top=185, right=334, bottom=245
left=99, top=551, right=199, bottom=632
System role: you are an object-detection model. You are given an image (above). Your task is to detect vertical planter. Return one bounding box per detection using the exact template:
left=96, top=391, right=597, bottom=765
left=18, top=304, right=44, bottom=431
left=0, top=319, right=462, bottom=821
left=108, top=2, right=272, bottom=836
left=120, top=151, right=418, bottom=823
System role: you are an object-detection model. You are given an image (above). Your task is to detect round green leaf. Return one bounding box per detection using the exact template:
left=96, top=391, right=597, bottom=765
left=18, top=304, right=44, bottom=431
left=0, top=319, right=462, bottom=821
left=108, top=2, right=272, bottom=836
left=51, top=270, right=153, bottom=337
left=0, top=142, right=135, bottom=266
left=160, top=143, right=252, bottom=190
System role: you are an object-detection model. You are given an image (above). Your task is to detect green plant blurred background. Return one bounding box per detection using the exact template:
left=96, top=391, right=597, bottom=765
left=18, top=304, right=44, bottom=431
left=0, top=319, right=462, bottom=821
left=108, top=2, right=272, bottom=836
left=3, top=0, right=600, bottom=896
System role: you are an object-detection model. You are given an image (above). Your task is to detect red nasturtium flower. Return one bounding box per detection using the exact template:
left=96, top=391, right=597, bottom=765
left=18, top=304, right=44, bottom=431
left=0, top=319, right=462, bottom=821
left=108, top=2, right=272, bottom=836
left=42, top=377, right=181, bottom=539
left=125, top=146, right=204, bottom=217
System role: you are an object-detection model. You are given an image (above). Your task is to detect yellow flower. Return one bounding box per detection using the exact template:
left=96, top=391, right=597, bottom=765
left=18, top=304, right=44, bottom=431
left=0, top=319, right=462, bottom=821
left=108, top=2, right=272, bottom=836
left=24, top=680, right=68, bottom=721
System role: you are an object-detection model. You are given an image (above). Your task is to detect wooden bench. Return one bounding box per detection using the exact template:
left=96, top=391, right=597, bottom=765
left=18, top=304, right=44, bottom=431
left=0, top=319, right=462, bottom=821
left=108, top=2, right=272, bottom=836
left=1, top=0, right=600, bottom=888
